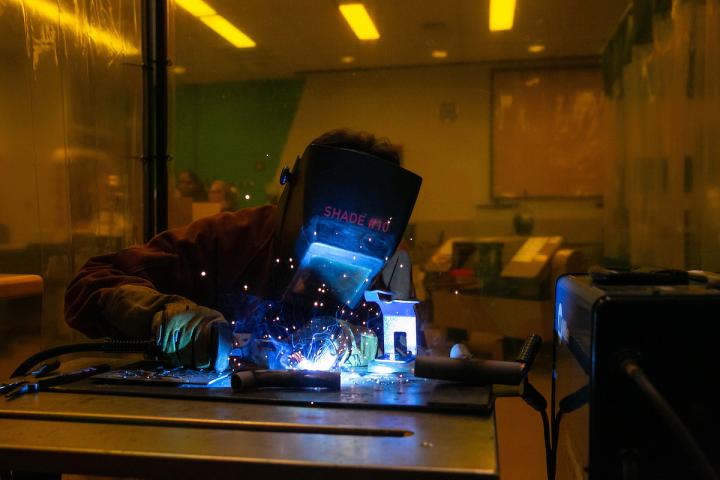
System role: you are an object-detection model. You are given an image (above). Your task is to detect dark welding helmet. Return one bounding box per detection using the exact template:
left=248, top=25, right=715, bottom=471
left=275, top=143, right=422, bottom=309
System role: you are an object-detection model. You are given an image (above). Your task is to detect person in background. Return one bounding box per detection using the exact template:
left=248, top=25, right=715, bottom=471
left=176, top=170, right=207, bottom=202
left=208, top=180, right=240, bottom=212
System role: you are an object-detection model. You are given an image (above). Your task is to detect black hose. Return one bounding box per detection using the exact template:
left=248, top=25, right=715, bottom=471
left=11, top=340, right=156, bottom=378
left=551, top=384, right=589, bottom=478
left=622, top=358, right=719, bottom=480
left=414, top=356, right=525, bottom=385
left=540, top=409, right=552, bottom=480
left=551, top=411, right=562, bottom=479
left=520, top=380, right=552, bottom=479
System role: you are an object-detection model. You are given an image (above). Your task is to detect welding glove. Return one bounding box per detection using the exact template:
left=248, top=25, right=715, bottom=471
left=152, top=302, right=233, bottom=371
left=102, top=284, right=232, bottom=370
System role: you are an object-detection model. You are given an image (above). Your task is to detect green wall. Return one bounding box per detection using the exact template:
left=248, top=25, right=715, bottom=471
left=174, top=78, right=305, bottom=205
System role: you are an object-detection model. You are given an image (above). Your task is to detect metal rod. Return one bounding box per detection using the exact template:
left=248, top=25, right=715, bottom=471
left=0, top=410, right=412, bottom=437
left=154, top=0, right=169, bottom=233
left=141, top=0, right=155, bottom=241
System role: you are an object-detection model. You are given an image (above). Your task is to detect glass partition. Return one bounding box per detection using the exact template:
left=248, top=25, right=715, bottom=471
left=168, top=0, right=637, bottom=360
left=0, top=0, right=143, bottom=379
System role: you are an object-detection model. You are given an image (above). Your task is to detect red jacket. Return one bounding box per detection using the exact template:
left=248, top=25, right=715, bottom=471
left=65, top=206, right=279, bottom=338
left=65, top=204, right=413, bottom=339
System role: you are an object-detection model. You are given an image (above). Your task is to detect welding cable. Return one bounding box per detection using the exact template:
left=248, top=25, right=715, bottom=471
left=551, top=384, right=590, bottom=479
left=515, top=335, right=553, bottom=480
left=541, top=408, right=552, bottom=480
left=621, top=358, right=719, bottom=480
left=520, top=380, right=552, bottom=480
left=10, top=339, right=156, bottom=378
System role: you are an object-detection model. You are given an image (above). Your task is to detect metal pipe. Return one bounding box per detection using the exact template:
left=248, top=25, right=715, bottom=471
left=154, top=0, right=169, bottom=233
left=414, top=356, right=525, bottom=386
left=141, top=0, right=155, bottom=241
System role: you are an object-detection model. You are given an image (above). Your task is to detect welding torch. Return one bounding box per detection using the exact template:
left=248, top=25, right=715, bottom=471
left=414, top=334, right=543, bottom=386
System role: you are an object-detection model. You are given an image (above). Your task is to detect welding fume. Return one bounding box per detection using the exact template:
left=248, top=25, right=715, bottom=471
left=62, top=129, right=423, bottom=376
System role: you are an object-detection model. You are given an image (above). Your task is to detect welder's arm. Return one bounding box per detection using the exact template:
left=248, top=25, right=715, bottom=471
left=64, top=215, right=233, bottom=370
left=103, top=285, right=232, bottom=371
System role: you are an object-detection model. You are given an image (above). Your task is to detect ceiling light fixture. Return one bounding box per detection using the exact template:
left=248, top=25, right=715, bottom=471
left=528, top=44, right=546, bottom=53
left=339, top=3, right=380, bottom=40
left=489, top=0, right=516, bottom=32
left=9, top=0, right=138, bottom=55
left=172, top=66, right=188, bottom=74
left=176, top=0, right=256, bottom=48
left=431, top=50, right=448, bottom=59
left=340, top=56, right=356, bottom=64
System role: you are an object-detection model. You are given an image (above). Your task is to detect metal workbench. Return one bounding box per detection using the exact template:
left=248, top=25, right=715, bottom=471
left=0, top=359, right=499, bottom=479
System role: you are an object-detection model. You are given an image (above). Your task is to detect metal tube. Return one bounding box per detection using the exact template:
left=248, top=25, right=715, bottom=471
left=154, top=0, right=169, bottom=233
left=141, top=0, right=155, bottom=241
left=414, top=356, right=525, bottom=386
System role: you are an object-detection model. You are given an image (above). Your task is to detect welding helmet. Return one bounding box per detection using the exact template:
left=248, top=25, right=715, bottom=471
left=275, top=143, right=422, bottom=310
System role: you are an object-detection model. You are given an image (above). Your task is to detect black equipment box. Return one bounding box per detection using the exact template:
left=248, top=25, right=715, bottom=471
left=553, top=274, right=720, bottom=479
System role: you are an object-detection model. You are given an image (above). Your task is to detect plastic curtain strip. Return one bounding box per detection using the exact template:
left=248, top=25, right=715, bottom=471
left=603, top=0, right=720, bottom=270
left=0, top=1, right=143, bottom=348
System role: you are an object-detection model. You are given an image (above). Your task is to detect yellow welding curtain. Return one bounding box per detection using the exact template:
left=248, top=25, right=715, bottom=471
left=602, top=0, right=720, bottom=270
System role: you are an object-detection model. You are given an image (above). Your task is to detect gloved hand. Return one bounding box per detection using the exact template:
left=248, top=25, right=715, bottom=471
left=152, top=302, right=233, bottom=371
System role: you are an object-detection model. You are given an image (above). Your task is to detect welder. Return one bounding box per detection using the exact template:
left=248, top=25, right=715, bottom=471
left=64, top=129, right=422, bottom=372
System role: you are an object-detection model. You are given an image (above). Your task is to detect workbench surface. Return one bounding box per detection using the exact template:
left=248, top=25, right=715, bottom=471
left=0, top=364, right=498, bottom=479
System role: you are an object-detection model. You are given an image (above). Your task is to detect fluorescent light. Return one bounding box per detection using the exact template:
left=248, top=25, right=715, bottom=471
left=175, top=0, right=216, bottom=17
left=9, top=0, right=138, bottom=55
left=176, top=0, right=256, bottom=48
left=489, top=0, right=516, bottom=31
left=200, top=15, right=256, bottom=48
left=528, top=44, right=545, bottom=53
left=339, top=3, right=380, bottom=40
left=431, top=50, right=448, bottom=59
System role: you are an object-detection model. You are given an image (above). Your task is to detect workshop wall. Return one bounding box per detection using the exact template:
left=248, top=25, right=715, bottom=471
left=174, top=78, right=305, bottom=204
left=277, top=65, right=604, bottom=252
left=278, top=64, right=491, bottom=223
left=0, top=0, right=144, bottom=379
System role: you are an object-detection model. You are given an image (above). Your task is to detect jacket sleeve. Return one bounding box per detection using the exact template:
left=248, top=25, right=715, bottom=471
left=64, top=213, right=233, bottom=339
